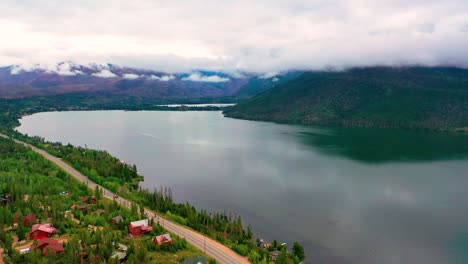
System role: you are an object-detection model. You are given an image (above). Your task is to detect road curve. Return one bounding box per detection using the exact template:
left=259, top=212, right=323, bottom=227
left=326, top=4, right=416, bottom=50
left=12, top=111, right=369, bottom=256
left=0, top=133, right=249, bottom=264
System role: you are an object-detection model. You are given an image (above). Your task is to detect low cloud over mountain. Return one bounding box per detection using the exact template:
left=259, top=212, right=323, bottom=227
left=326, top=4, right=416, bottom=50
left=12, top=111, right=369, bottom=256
left=0, top=62, right=294, bottom=99
left=182, top=73, right=230, bottom=83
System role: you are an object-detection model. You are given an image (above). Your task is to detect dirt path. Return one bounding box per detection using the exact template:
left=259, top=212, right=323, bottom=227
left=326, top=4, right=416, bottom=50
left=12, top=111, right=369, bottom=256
left=0, top=247, right=4, bottom=264
left=12, top=235, right=17, bottom=247
left=1, top=133, right=249, bottom=264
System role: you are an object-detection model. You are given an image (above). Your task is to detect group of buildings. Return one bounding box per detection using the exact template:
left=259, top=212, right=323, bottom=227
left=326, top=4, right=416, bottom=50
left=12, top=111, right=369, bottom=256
left=10, top=194, right=209, bottom=263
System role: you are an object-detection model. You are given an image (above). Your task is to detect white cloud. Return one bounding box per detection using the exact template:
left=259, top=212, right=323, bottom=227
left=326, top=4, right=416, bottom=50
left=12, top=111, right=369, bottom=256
left=122, top=73, right=140, bottom=79
left=9, top=64, right=44, bottom=74
left=272, top=77, right=279, bottom=82
left=259, top=72, right=279, bottom=79
left=9, top=62, right=83, bottom=76
left=0, top=1, right=468, bottom=73
left=91, top=69, right=118, bottom=78
left=48, top=61, right=83, bottom=76
left=10, top=65, right=24, bottom=75
left=182, top=73, right=230, bottom=83
left=148, top=74, right=175, bottom=81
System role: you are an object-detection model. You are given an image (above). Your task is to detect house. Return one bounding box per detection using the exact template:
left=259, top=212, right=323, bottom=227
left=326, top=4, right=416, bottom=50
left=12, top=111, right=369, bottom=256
left=111, top=242, right=128, bottom=252
left=32, top=238, right=64, bottom=255
left=110, top=251, right=127, bottom=263
left=268, top=250, right=281, bottom=262
left=1, top=197, right=9, bottom=205
left=22, top=213, right=37, bottom=226
left=184, top=256, right=208, bottom=264
left=1, top=194, right=11, bottom=203
left=128, top=219, right=152, bottom=236
left=70, top=204, right=88, bottom=210
left=13, top=212, right=36, bottom=226
left=259, top=239, right=272, bottom=249
left=117, top=244, right=128, bottom=252
left=81, top=196, right=97, bottom=204
left=113, top=215, right=124, bottom=225
left=94, top=209, right=106, bottom=215
left=153, top=233, right=172, bottom=246
left=29, top=223, right=57, bottom=240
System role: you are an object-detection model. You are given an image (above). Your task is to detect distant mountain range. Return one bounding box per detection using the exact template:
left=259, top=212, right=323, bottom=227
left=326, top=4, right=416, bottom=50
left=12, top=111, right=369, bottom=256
left=0, top=62, right=297, bottom=99
left=224, top=67, right=468, bottom=130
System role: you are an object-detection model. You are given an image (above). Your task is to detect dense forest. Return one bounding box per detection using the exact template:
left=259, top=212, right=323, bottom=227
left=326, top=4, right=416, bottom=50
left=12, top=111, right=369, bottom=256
left=224, top=67, right=468, bottom=130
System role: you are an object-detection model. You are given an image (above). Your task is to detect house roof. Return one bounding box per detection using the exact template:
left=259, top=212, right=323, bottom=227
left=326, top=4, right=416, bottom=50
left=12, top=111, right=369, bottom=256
left=35, top=238, right=64, bottom=254
left=184, top=256, right=208, bottom=264
left=141, top=225, right=153, bottom=231
left=110, top=251, right=127, bottom=260
left=81, top=196, right=96, bottom=202
left=113, top=215, right=124, bottom=223
left=94, top=209, right=106, bottom=215
left=77, top=205, right=88, bottom=210
left=23, top=213, right=36, bottom=223
left=154, top=233, right=172, bottom=244
left=30, top=224, right=57, bottom=235
left=118, top=244, right=128, bottom=252
left=130, top=219, right=148, bottom=227
left=37, top=238, right=57, bottom=247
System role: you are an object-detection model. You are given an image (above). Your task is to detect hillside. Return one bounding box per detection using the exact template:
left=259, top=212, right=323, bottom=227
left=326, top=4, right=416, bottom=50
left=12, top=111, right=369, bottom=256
left=233, top=71, right=303, bottom=99
left=224, top=67, right=468, bottom=130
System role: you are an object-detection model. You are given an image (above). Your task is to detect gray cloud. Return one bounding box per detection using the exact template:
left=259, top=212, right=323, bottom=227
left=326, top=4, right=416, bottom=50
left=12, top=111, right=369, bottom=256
left=0, top=0, right=468, bottom=73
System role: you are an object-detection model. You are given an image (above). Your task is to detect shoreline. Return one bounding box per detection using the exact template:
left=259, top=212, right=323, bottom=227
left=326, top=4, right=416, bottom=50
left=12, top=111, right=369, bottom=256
left=1, top=132, right=250, bottom=264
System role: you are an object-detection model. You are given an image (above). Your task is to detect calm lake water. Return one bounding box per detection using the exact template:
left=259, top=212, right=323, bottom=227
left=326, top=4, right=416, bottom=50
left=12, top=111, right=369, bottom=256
left=17, top=111, right=468, bottom=264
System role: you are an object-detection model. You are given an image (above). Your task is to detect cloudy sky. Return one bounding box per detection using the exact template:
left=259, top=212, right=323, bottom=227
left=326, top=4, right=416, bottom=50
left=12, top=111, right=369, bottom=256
left=1, top=0, right=468, bottom=73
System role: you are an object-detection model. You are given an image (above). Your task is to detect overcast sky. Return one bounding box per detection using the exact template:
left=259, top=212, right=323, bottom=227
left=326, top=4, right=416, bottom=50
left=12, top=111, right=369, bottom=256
left=1, top=0, right=468, bottom=73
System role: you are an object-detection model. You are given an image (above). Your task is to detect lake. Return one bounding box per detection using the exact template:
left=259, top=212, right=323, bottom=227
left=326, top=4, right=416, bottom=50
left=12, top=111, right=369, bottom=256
left=17, top=110, right=468, bottom=264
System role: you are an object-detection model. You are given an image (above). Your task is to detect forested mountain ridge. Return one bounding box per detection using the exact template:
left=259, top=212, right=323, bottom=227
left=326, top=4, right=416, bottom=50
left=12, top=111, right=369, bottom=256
left=223, top=67, right=468, bottom=130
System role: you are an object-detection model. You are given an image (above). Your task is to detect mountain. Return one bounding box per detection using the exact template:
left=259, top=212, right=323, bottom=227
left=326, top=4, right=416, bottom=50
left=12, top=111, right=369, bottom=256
left=223, top=67, right=468, bottom=130
left=0, top=62, right=295, bottom=99
left=233, top=71, right=303, bottom=99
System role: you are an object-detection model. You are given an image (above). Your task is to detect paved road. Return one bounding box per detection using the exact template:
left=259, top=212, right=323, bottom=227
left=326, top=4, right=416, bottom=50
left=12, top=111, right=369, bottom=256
left=0, top=134, right=249, bottom=264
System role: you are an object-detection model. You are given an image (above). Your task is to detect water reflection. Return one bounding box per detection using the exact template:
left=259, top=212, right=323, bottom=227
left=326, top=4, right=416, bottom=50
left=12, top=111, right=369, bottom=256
left=297, top=127, right=468, bottom=163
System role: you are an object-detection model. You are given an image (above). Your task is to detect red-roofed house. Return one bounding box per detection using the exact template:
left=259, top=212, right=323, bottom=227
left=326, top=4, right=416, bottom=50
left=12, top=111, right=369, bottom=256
left=22, top=213, right=37, bottom=226
left=128, top=219, right=153, bottom=236
left=81, top=196, right=97, bottom=204
left=29, top=224, right=57, bottom=240
left=153, top=233, right=172, bottom=246
left=32, top=238, right=64, bottom=255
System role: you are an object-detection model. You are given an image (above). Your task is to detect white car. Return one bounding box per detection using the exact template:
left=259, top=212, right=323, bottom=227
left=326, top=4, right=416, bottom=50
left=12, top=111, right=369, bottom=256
left=19, top=247, right=31, bottom=254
